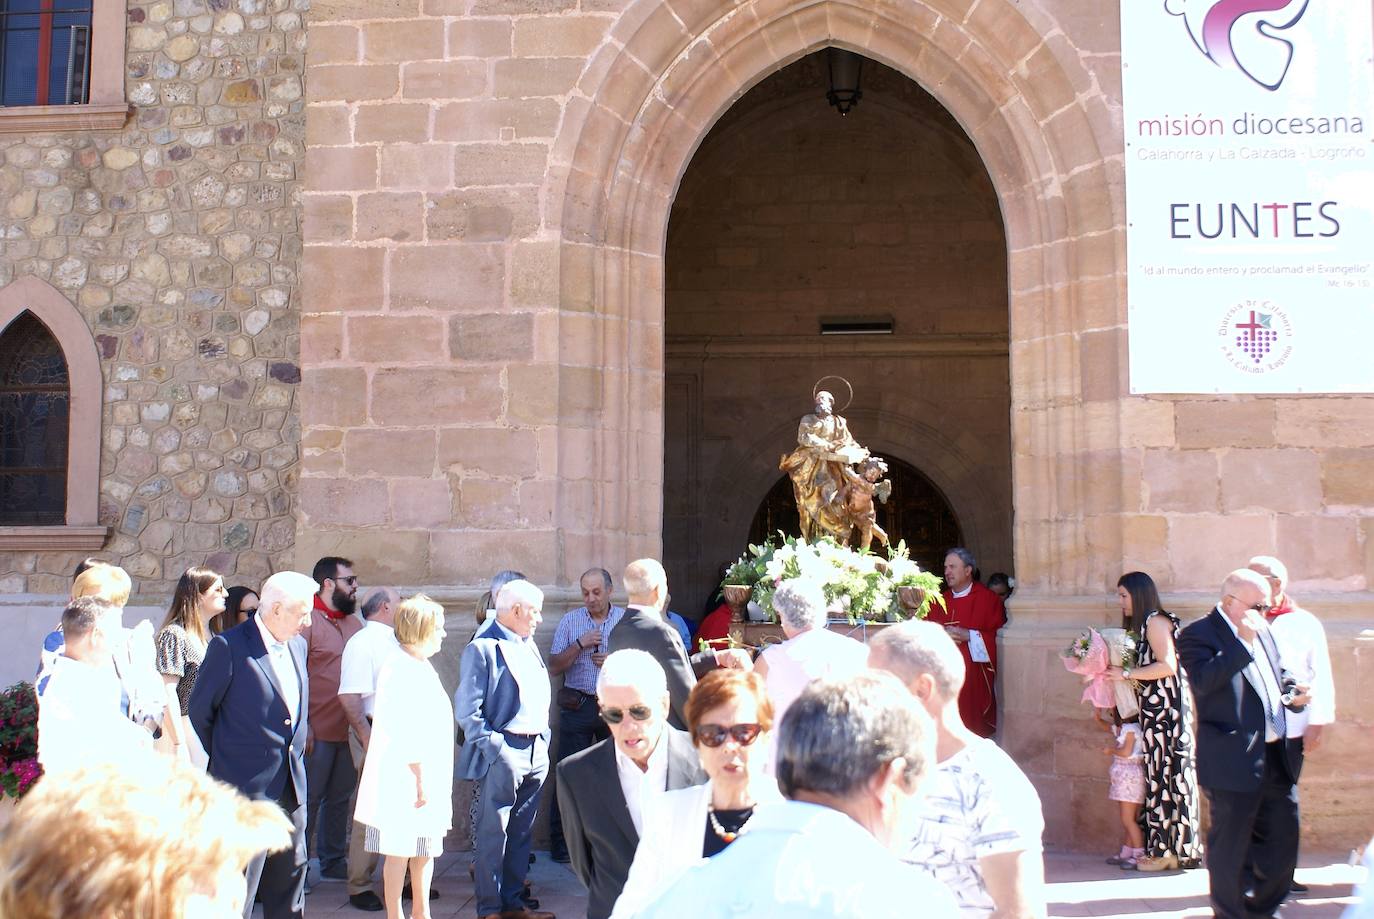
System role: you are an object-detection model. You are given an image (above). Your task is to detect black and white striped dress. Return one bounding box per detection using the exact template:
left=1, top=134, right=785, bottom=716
left=1137, top=611, right=1204, bottom=865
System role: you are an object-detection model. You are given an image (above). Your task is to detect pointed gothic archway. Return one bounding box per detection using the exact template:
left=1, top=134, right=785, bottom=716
left=548, top=0, right=1123, bottom=596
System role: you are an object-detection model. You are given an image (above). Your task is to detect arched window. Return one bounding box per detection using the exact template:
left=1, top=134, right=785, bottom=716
left=0, top=312, right=70, bottom=524
left=0, top=275, right=104, bottom=549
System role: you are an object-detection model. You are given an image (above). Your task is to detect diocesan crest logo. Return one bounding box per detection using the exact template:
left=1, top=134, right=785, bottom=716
left=1219, top=301, right=1293, bottom=374
left=1164, top=0, right=1310, bottom=91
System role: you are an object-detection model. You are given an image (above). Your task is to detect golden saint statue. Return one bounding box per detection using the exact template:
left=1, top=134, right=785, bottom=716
left=780, top=381, right=892, bottom=549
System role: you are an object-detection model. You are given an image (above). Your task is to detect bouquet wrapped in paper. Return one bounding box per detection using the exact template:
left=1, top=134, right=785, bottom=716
left=1060, top=627, right=1139, bottom=719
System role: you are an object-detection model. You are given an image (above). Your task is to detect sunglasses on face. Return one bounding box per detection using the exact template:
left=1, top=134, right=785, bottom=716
left=600, top=704, right=654, bottom=725
left=694, top=723, right=762, bottom=748
left=1226, top=594, right=1271, bottom=614
left=332, top=576, right=358, bottom=586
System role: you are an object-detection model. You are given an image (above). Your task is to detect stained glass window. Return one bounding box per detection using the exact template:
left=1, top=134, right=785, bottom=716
left=0, top=311, right=69, bottom=525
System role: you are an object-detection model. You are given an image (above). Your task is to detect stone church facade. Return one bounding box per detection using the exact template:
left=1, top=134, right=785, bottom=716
left=0, top=0, right=1369, bottom=850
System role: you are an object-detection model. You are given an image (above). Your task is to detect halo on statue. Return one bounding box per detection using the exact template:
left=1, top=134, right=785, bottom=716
left=812, top=375, right=854, bottom=413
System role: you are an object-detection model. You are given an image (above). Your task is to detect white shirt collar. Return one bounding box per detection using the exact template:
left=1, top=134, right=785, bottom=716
left=951, top=584, right=973, bottom=599
left=614, top=732, right=670, bottom=836
left=627, top=603, right=662, bottom=619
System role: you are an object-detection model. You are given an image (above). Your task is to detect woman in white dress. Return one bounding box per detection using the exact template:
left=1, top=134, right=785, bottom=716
left=353, top=594, right=452, bottom=919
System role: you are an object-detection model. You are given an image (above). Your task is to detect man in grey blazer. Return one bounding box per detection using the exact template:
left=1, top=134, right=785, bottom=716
left=455, top=579, right=555, bottom=919
left=608, top=559, right=751, bottom=729
left=556, top=650, right=707, bottom=919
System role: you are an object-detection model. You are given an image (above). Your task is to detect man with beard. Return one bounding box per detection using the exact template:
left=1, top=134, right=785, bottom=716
left=302, top=556, right=364, bottom=887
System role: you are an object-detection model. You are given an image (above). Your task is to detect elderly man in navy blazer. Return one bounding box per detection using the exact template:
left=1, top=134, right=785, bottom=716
left=456, top=578, right=556, bottom=919
left=189, top=570, right=318, bottom=919
left=1178, top=568, right=1310, bottom=919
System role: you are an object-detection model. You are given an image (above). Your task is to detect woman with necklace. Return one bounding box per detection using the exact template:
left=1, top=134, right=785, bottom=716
left=611, top=669, right=783, bottom=918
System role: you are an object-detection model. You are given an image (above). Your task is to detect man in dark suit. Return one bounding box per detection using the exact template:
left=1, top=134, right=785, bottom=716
left=557, top=649, right=707, bottom=919
left=455, top=579, right=555, bottom=919
left=189, top=570, right=318, bottom=919
left=1178, top=568, right=1310, bottom=919
left=608, top=559, right=750, bottom=729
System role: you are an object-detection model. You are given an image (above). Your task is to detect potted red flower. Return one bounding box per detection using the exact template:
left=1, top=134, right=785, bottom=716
left=0, top=681, right=43, bottom=821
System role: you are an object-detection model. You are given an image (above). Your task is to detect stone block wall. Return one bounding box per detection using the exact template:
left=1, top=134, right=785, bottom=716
left=0, top=0, right=306, bottom=597
left=298, top=0, right=580, bottom=585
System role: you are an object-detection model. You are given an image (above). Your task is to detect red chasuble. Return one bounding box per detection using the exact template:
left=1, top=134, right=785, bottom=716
left=929, top=581, right=1007, bottom=738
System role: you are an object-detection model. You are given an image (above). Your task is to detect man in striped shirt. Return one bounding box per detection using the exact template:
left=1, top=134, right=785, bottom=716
left=546, top=568, right=626, bottom=863
left=871, top=621, right=1046, bottom=918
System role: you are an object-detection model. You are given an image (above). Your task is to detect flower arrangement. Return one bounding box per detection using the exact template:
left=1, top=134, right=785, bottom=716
left=1061, top=628, right=1139, bottom=718
left=720, top=534, right=944, bottom=624
left=0, top=681, right=43, bottom=800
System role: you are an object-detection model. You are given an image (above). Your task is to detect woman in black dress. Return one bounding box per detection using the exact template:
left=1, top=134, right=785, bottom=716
left=1111, top=571, right=1203, bottom=871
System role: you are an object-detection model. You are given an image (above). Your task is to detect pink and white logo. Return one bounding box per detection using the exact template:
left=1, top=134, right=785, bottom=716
left=1164, top=0, right=1310, bottom=91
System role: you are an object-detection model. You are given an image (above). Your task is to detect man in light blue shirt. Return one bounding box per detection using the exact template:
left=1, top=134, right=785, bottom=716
left=631, top=673, right=958, bottom=919
left=547, top=567, right=626, bottom=862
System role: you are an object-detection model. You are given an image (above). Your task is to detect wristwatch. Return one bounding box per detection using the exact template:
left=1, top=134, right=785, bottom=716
left=1121, top=668, right=1132, bottom=680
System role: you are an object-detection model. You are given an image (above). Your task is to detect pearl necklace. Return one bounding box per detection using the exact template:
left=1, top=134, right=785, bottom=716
left=707, top=804, right=755, bottom=844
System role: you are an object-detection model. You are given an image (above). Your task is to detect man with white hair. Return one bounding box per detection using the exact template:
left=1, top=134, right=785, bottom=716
left=1248, top=555, right=1335, bottom=895
left=869, top=620, right=1045, bottom=918
left=455, top=579, right=555, bottom=919
left=190, top=569, right=318, bottom=919
left=753, top=578, right=867, bottom=726
left=608, top=559, right=750, bottom=730
left=1247, top=556, right=1334, bottom=754
left=556, top=650, right=707, bottom=919
left=634, top=673, right=957, bottom=918
left=1178, top=569, right=1309, bottom=919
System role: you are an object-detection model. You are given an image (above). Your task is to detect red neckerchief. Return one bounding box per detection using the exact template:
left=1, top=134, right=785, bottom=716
left=1266, top=595, right=1295, bottom=622
left=314, top=593, right=345, bottom=621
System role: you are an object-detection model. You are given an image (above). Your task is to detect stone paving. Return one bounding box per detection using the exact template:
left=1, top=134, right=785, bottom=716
left=289, top=850, right=1366, bottom=918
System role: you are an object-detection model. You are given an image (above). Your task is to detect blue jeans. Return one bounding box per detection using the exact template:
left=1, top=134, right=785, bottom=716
left=548, top=692, right=609, bottom=855
left=475, top=733, right=549, bottom=915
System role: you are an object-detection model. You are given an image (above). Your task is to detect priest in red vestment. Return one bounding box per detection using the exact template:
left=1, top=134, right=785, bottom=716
left=928, top=548, right=1007, bottom=737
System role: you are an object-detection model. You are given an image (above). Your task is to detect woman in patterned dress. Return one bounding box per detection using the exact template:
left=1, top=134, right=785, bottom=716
left=1109, top=571, right=1203, bottom=871
left=156, top=566, right=227, bottom=767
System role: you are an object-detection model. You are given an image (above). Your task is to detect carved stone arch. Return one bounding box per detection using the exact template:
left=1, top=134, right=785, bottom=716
left=551, top=0, right=1122, bottom=592
left=0, top=275, right=105, bottom=545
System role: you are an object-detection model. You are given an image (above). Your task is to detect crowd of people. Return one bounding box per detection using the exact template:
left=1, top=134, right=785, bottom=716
left=3, top=545, right=1357, bottom=919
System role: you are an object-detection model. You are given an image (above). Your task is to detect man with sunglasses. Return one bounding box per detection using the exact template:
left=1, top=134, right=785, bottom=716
left=556, top=650, right=707, bottom=919
left=301, top=556, right=364, bottom=889
left=1178, top=569, right=1311, bottom=919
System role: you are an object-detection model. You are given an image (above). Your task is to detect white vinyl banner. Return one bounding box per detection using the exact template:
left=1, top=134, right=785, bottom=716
left=1121, top=2, right=1374, bottom=393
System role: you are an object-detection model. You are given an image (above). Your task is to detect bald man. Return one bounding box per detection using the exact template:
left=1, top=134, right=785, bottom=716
left=1178, top=569, right=1309, bottom=919
left=607, top=559, right=749, bottom=730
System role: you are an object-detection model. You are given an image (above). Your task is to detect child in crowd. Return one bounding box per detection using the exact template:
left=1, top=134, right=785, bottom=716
left=1099, top=708, right=1146, bottom=869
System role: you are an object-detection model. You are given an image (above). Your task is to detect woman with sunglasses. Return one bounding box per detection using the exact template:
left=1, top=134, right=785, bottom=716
left=610, top=669, right=783, bottom=918
left=1106, top=571, right=1203, bottom=872
left=210, top=586, right=259, bottom=635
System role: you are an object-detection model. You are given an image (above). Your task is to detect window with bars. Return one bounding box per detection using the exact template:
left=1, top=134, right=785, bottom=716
left=0, top=311, right=70, bottom=526
left=0, top=1, right=93, bottom=107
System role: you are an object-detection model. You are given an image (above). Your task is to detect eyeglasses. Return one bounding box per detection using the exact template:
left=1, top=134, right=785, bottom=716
left=600, top=704, right=654, bottom=725
left=1225, top=594, right=1271, bottom=614
left=332, top=576, right=358, bottom=586
left=694, top=723, right=762, bottom=748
